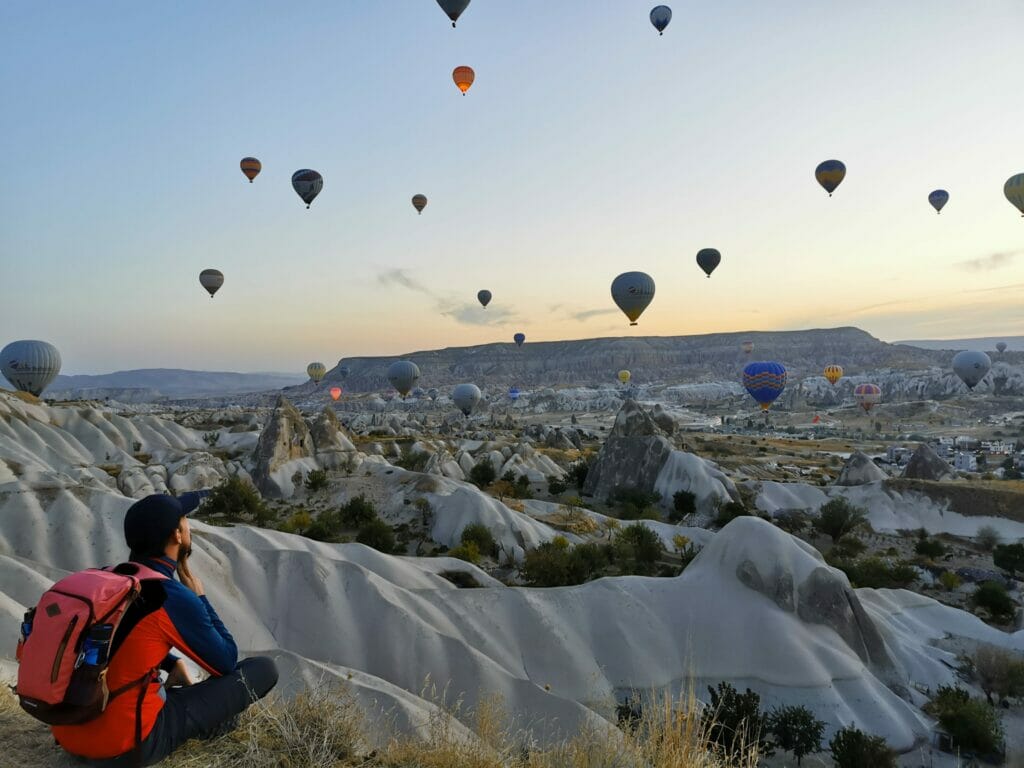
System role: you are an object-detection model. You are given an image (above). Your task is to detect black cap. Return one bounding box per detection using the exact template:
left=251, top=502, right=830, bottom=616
left=124, top=491, right=209, bottom=557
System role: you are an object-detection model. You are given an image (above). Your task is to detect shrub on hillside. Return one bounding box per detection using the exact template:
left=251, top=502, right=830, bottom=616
left=669, top=490, right=696, bottom=523
left=394, top=444, right=429, bottom=472
left=924, top=685, right=1004, bottom=757
left=278, top=510, right=312, bottom=535
left=993, top=542, right=1024, bottom=576
left=547, top=475, right=567, bottom=495
left=828, top=725, right=896, bottom=768
left=972, top=581, right=1016, bottom=623
left=833, top=557, right=916, bottom=589
left=469, top=461, right=497, bottom=488
left=813, top=498, right=868, bottom=542
left=766, top=704, right=824, bottom=766
left=715, top=501, right=752, bottom=529
left=355, top=518, right=395, bottom=554
left=304, top=509, right=343, bottom=542
left=976, top=525, right=1001, bottom=552
left=614, top=523, right=664, bottom=576
left=829, top=536, right=867, bottom=560
left=568, top=457, right=590, bottom=488
left=609, top=487, right=662, bottom=520
left=520, top=541, right=613, bottom=587
left=914, top=537, right=946, bottom=560
left=460, top=523, right=497, bottom=558
left=203, top=476, right=274, bottom=526
left=339, top=495, right=377, bottom=528
left=447, top=540, right=481, bottom=565
left=706, top=682, right=773, bottom=759
left=939, top=571, right=961, bottom=590
left=304, top=468, right=329, bottom=493
left=973, top=645, right=1024, bottom=704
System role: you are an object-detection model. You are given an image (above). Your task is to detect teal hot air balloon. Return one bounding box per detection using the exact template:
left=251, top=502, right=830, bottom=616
left=928, top=189, right=949, bottom=213
left=742, top=361, right=787, bottom=411
left=649, top=5, right=671, bottom=35
left=696, top=248, right=721, bottom=278
left=292, top=169, right=323, bottom=208
left=387, top=360, right=421, bottom=398
left=514, top=333, right=525, bottom=347
left=453, top=383, right=482, bottom=416
left=1, top=340, right=62, bottom=397
left=611, top=271, right=655, bottom=326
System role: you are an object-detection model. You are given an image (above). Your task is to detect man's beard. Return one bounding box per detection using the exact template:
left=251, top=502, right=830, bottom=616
left=181, top=546, right=193, bottom=560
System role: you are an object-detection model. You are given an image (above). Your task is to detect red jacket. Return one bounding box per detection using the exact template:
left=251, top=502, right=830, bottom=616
left=52, top=556, right=237, bottom=759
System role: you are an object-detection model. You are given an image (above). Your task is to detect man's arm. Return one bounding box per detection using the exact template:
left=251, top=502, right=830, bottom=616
left=155, top=582, right=238, bottom=676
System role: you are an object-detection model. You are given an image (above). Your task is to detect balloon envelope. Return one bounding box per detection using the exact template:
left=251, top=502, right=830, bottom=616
left=477, top=290, right=492, bottom=308
left=854, top=383, right=882, bottom=413
left=650, top=5, right=672, bottom=34
left=1, top=340, right=62, bottom=397
left=996, top=342, right=1007, bottom=354
left=453, top=383, right=482, bottom=416
left=928, top=189, right=949, bottom=213
left=696, top=248, right=721, bottom=278
left=1005, top=173, right=1024, bottom=216
left=436, top=0, right=470, bottom=26
left=741, top=340, right=754, bottom=355
left=815, top=160, right=846, bottom=196
left=412, top=194, right=427, bottom=214
left=513, top=333, right=525, bottom=347
left=307, top=362, right=327, bottom=384
left=453, top=66, right=475, bottom=94
left=952, top=350, right=991, bottom=390
left=742, top=362, right=787, bottom=411
left=824, top=365, right=843, bottom=386
left=508, top=386, right=520, bottom=401
left=240, top=157, right=261, bottom=182
left=199, top=269, right=224, bottom=298
left=387, top=360, right=421, bottom=397
left=330, top=387, right=342, bottom=401
left=338, top=365, right=351, bottom=379
left=611, top=271, right=655, bottom=325
left=617, top=370, right=631, bottom=385
left=292, top=169, right=323, bottom=208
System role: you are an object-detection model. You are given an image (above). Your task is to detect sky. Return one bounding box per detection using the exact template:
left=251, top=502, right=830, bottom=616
left=1, top=1, right=1022, bottom=375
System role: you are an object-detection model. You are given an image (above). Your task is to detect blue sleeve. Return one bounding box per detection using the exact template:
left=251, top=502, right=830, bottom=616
left=159, top=581, right=238, bottom=676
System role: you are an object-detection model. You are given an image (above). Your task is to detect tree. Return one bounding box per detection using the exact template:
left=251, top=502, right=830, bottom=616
left=767, top=705, right=824, bottom=766
left=828, top=725, right=896, bottom=768
left=568, top=457, right=590, bottom=488
left=914, top=537, right=946, bottom=560
left=670, top=490, right=696, bottom=523
left=356, top=518, right=395, bottom=554
left=614, top=523, right=664, bottom=575
left=972, top=581, right=1016, bottom=623
left=925, top=685, right=1004, bottom=756
left=993, top=543, right=1024, bottom=576
left=304, top=468, right=329, bottom=492
left=460, top=523, right=497, bottom=558
left=706, top=683, right=772, bottom=759
left=338, top=495, right=377, bottom=528
left=973, top=645, right=1024, bottom=705
left=203, top=475, right=274, bottom=526
left=715, top=501, right=751, bottom=529
left=469, top=461, right=497, bottom=488
left=447, top=540, right=481, bottom=565
left=813, top=498, right=868, bottom=542
left=547, top=476, right=567, bottom=496
left=976, top=525, right=1001, bottom=552
left=609, top=488, right=661, bottom=520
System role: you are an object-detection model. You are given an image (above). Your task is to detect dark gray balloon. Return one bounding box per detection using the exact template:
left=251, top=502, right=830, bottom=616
left=387, top=360, right=421, bottom=398
left=436, top=0, right=471, bottom=26
left=452, top=383, right=481, bottom=416
left=696, top=248, right=721, bottom=278
left=952, top=350, right=991, bottom=390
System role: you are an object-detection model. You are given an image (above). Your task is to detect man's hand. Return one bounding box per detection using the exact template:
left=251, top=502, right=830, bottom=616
left=165, top=659, right=193, bottom=688
left=177, top=550, right=205, bottom=596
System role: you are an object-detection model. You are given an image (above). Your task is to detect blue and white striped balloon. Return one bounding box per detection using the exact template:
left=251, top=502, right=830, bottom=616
left=1, top=340, right=62, bottom=397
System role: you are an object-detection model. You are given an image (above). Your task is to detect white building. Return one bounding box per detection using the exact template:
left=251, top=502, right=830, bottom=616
left=954, top=452, right=978, bottom=472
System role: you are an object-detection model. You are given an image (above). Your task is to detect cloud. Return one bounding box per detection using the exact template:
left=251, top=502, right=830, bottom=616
left=377, top=268, right=432, bottom=295
left=955, top=250, right=1023, bottom=272
left=378, top=268, right=520, bottom=327
left=570, top=308, right=620, bottom=322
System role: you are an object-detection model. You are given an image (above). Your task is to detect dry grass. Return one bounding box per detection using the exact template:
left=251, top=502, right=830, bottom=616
left=1, top=681, right=757, bottom=768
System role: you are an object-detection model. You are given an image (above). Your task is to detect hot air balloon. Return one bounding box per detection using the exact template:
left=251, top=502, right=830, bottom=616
left=412, top=194, right=428, bottom=214
left=854, top=383, right=881, bottom=413
left=952, top=350, right=991, bottom=390
left=617, top=370, right=631, bottom=385
left=453, top=383, right=482, bottom=416
left=330, top=387, right=342, bottom=401
left=996, top=342, right=1008, bottom=354
left=199, top=269, right=224, bottom=298
left=815, top=160, right=846, bottom=196
left=477, top=290, right=492, bottom=308
left=387, top=360, right=421, bottom=398
left=513, top=333, right=525, bottom=347
left=1005, top=174, right=1024, bottom=216
left=742, top=362, right=787, bottom=411
left=240, top=157, right=261, bottom=183
left=696, top=248, right=721, bottom=278
left=338, top=365, right=351, bottom=379
left=611, top=272, right=655, bottom=326
left=307, top=362, right=326, bottom=384
left=824, top=364, right=843, bottom=386
left=1, top=340, right=62, bottom=397
left=741, top=340, right=754, bottom=355
left=508, top=386, right=520, bottom=402
left=412, top=387, right=426, bottom=399
left=437, top=0, right=470, bottom=27
left=453, top=66, right=475, bottom=95
left=292, top=169, right=323, bottom=208
left=650, top=5, right=672, bottom=34
left=928, top=189, right=949, bottom=214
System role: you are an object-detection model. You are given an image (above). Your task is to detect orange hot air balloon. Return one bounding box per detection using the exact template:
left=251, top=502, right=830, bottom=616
left=240, top=157, right=261, bottom=183
left=824, top=364, right=843, bottom=386
left=453, top=66, right=475, bottom=94
left=330, top=386, right=342, bottom=401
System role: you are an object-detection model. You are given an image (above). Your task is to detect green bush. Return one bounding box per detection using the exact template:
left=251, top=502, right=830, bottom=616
left=669, top=490, right=696, bottom=523
left=972, top=581, right=1016, bottom=623
left=829, top=725, right=896, bottom=768
left=513, top=474, right=533, bottom=499
left=547, top=476, right=567, bottom=495
left=974, top=645, right=1024, bottom=704
left=706, top=682, right=773, bottom=759
left=609, top=487, right=662, bottom=520
left=614, top=523, right=664, bottom=576
left=304, top=509, right=343, bottom=542
left=395, top=444, right=429, bottom=472
left=202, top=476, right=274, bottom=526
left=460, top=523, right=497, bottom=558
left=568, top=457, right=590, bottom=488
left=715, top=501, right=751, bottom=529
left=939, top=571, right=961, bottom=590
left=814, top=498, right=868, bottom=542
left=447, top=540, right=481, bottom=565
left=993, top=543, right=1024, bottom=576
left=356, top=518, right=395, bottom=554
left=339, top=495, right=377, bottom=528
left=925, top=685, right=1004, bottom=756
left=833, top=557, right=917, bottom=589
left=976, top=525, right=1001, bottom=552
left=304, top=468, right=329, bottom=492
left=469, top=461, right=497, bottom=488
left=520, top=541, right=613, bottom=587
left=829, top=536, right=867, bottom=560
left=766, top=705, right=824, bottom=766
left=914, top=537, right=946, bottom=559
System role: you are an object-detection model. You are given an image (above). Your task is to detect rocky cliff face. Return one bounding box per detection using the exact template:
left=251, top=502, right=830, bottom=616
left=902, top=443, right=955, bottom=482
left=835, top=451, right=888, bottom=486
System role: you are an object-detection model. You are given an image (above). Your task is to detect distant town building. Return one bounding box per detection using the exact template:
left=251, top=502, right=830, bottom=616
left=981, top=440, right=1013, bottom=455
left=953, top=452, right=977, bottom=472
left=886, top=446, right=913, bottom=465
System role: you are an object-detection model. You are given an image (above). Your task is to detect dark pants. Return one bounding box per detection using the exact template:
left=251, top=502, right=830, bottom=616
left=95, top=656, right=278, bottom=767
